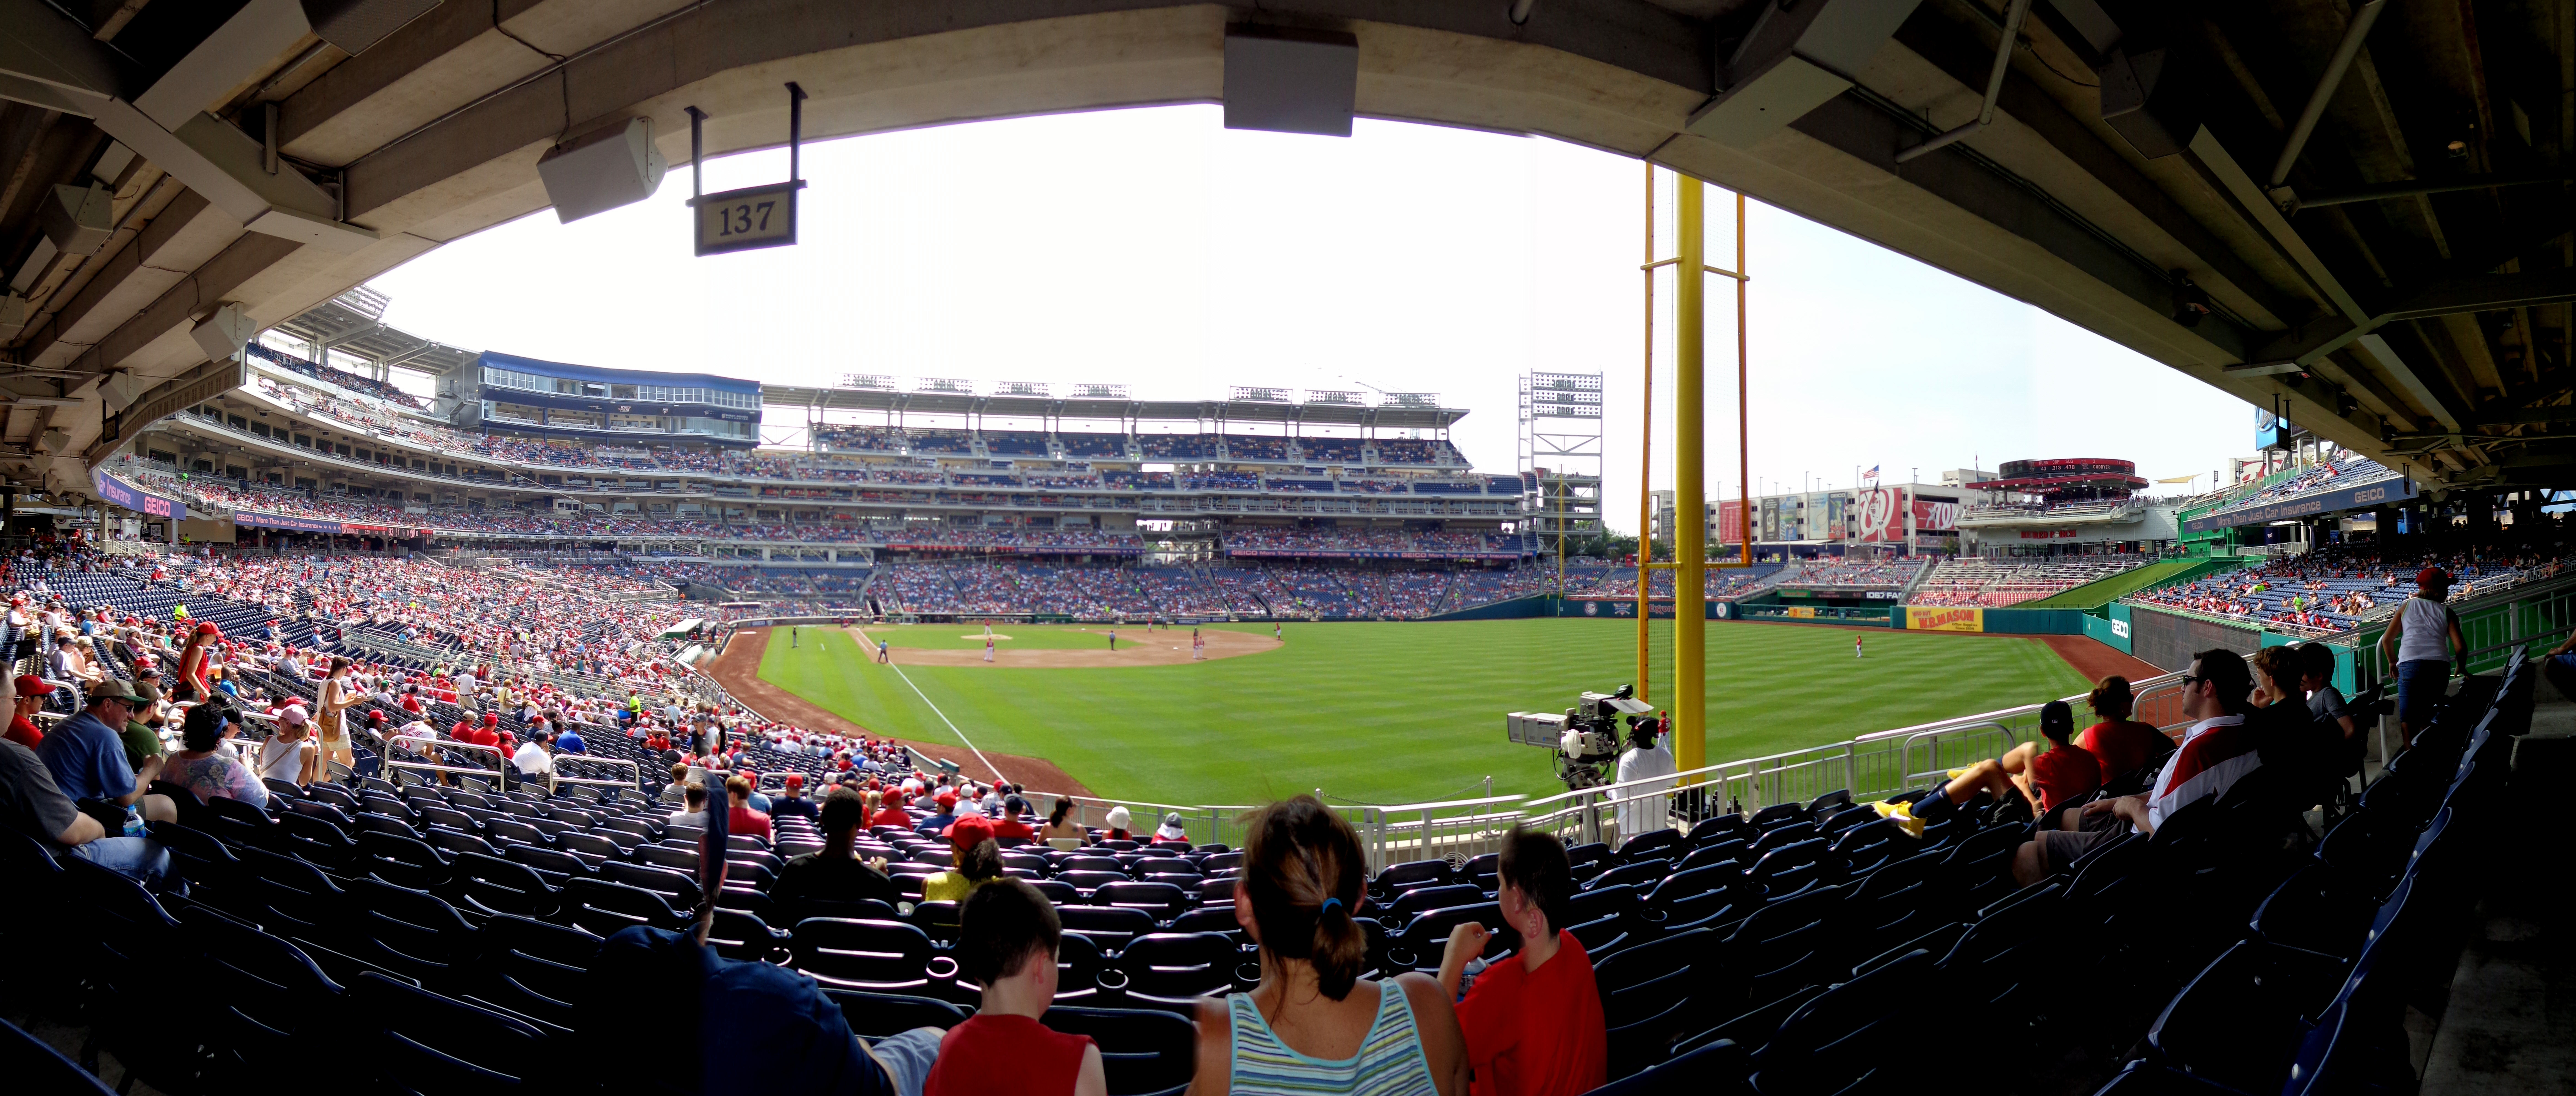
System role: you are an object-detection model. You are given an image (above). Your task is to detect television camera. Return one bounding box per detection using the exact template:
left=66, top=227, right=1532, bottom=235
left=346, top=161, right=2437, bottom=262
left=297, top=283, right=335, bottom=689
left=1506, top=684, right=1661, bottom=791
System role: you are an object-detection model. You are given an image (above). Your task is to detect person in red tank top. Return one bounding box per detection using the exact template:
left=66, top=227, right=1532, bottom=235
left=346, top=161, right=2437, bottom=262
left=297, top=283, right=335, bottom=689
left=2076, top=675, right=2168, bottom=780
left=923, top=879, right=1105, bottom=1096
left=1438, top=827, right=1607, bottom=1096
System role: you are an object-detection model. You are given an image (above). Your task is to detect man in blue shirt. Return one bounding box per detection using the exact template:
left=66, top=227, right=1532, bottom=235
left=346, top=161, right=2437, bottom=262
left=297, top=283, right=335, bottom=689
left=37, top=678, right=167, bottom=820
left=555, top=726, right=587, bottom=755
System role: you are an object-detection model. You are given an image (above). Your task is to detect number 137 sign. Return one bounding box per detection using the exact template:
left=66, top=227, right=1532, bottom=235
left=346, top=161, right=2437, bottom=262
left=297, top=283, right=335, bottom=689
left=690, top=180, right=805, bottom=257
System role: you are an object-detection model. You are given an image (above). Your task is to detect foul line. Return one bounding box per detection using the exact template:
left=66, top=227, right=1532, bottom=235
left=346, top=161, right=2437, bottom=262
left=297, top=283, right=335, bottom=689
left=881, top=650, right=1006, bottom=785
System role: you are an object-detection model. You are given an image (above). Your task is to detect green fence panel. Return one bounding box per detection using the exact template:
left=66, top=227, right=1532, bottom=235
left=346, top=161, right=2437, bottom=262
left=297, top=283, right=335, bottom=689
left=1978, top=608, right=2090, bottom=635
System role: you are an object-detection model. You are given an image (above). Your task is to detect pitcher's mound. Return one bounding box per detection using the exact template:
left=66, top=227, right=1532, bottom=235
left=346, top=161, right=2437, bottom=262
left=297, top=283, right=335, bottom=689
left=855, top=626, right=1280, bottom=667
left=958, top=633, right=1016, bottom=641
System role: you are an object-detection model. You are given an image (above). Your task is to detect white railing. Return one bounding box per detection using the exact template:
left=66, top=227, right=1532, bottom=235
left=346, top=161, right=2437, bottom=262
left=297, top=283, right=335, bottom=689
left=552, top=753, right=643, bottom=793
left=382, top=733, right=510, bottom=791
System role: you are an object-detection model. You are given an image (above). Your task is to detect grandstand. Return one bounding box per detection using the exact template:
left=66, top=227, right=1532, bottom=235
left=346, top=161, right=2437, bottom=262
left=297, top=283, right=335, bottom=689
left=1908, top=556, right=2152, bottom=608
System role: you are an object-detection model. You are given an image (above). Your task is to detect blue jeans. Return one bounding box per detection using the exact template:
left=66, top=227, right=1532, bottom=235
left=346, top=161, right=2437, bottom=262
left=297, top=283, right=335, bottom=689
left=2396, top=659, right=2450, bottom=729
left=71, top=835, right=171, bottom=886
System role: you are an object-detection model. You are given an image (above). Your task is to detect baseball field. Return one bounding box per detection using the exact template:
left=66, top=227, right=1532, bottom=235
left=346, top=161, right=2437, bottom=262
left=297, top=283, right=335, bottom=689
left=733, top=618, right=2102, bottom=808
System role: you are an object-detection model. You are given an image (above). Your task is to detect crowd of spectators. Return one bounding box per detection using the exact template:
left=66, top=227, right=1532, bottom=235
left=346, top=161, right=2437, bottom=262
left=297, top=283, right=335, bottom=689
left=2128, top=546, right=2564, bottom=632
left=1221, top=528, right=1520, bottom=555
left=247, top=342, right=429, bottom=409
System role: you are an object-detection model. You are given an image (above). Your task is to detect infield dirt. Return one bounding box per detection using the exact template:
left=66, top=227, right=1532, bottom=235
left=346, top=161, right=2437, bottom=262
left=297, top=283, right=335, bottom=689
left=702, top=626, right=1094, bottom=794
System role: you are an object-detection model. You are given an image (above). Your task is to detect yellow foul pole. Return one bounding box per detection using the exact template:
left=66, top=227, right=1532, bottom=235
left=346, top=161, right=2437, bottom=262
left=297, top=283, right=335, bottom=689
left=1637, top=163, right=1655, bottom=699
left=1674, top=177, right=1707, bottom=775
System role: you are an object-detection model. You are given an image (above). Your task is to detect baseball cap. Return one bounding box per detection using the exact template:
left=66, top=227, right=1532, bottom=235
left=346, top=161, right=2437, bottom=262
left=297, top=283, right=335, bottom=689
left=783, top=773, right=804, bottom=790
left=280, top=705, right=309, bottom=726
left=86, top=678, right=147, bottom=705
left=948, top=814, right=995, bottom=852
left=2416, top=567, right=2449, bottom=587
left=934, top=790, right=958, bottom=809
left=12, top=674, right=53, bottom=697
left=195, top=622, right=220, bottom=637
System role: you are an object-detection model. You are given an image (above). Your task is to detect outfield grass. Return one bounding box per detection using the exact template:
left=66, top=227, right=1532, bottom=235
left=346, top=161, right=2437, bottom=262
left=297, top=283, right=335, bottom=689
left=756, top=619, right=2090, bottom=806
left=788, top=622, right=1142, bottom=651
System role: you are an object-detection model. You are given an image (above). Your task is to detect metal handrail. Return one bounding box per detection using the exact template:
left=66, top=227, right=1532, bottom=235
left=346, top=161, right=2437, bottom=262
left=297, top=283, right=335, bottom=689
left=384, top=733, right=509, bottom=791
left=553, top=753, right=642, bottom=792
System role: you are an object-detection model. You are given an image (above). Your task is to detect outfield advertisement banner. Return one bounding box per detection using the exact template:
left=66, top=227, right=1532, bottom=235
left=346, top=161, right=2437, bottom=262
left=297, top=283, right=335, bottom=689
left=1913, top=499, right=1959, bottom=530
left=892, top=542, right=1147, bottom=556
left=1906, top=606, right=1984, bottom=632
left=2181, top=476, right=2414, bottom=533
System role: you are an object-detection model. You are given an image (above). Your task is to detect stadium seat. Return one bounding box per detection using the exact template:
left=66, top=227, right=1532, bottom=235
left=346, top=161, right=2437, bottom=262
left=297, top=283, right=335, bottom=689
left=823, top=989, right=970, bottom=1040
left=1117, top=932, right=1239, bottom=1003
left=446, top=851, right=561, bottom=919
left=792, top=918, right=940, bottom=992
left=1042, top=1006, right=1200, bottom=1096
left=1060, top=906, right=1160, bottom=955
left=558, top=878, right=690, bottom=938
left=1746, top=947, right=1934, bottom=1094
left=357, top=830, right=452, bottom=891
left=350, top=970, right=552, bottom=1091
left=0, top=1016, right=115, bottom=1096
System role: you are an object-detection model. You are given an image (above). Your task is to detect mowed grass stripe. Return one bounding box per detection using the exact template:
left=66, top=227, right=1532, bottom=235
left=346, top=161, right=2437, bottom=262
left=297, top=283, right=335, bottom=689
left=756, top=619, right=2089, bottom=806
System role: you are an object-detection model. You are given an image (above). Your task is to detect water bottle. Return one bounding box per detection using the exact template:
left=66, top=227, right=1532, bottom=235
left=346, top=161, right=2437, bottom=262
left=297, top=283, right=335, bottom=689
left=1456, top=955, right=1487, bottom=1002
left=122, top=805, right=144, bottom=837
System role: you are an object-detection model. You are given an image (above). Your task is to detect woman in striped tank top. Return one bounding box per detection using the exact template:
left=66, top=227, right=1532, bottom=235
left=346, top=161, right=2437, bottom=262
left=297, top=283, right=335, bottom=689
left=1186, top=796, right=1468, bottom=1096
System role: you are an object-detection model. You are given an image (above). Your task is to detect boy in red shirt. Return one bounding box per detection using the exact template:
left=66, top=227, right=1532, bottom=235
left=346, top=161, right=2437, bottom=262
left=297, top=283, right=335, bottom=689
left=1913, top=700, right=2101, bottom=823
left=1439, top=827, right=1607, bottom=1096
left=725, top=776, right=773, bottom=844
left=870, top=791, right=913, bottom=831
left=924, top=879, right=1105, bottom=1096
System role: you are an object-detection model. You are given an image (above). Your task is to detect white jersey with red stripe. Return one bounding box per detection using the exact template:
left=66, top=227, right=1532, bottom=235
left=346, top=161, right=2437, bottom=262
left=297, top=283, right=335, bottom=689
left=2144, top=713, right=2259, bottom=833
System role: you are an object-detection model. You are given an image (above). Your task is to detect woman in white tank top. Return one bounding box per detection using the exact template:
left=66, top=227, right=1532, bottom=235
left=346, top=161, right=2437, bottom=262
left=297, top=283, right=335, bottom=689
left=2377, top=568, right=2464, bottom=747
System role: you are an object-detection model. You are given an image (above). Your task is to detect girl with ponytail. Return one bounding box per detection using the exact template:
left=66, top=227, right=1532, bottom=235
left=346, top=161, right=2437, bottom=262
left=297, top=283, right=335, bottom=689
left=1186, top=794, right=1467, bottom=1096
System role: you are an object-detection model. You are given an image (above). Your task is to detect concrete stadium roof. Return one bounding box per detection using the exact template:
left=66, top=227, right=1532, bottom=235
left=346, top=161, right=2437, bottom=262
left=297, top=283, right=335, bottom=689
left=1, top=0, right=2571, bottom=512
left=759, top=384, right=1469, bottom=429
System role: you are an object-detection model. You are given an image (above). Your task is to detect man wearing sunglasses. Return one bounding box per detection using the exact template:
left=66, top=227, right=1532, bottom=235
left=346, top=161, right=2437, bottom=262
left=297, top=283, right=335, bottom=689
left=2013, top=649, right=2262, bottom=886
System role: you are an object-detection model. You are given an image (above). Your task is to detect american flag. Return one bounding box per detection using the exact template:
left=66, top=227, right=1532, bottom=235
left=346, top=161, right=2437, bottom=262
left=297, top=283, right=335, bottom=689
left=1863, top=465, right=1880, bottom=481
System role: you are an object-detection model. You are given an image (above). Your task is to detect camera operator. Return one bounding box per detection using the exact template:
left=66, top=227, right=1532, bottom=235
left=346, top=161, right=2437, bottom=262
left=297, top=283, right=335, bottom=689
left=1610, top=713, right=1674, bottom=842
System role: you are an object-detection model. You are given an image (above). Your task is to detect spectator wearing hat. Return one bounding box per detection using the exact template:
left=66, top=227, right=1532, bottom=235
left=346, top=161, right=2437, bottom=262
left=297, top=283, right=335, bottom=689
left=7, top=674, right=52, bottom=749
left=512, top=730, right=557, bottom=787
left=771, top=773, right=817, bottom=822
left=1437, top=826, right=1606, bottom=1096
left=775, top=787, right=900, bottom=916
left=1915, top=700, right=2100, bottom=824
left=925, top=878, right=1107, bottom=1096
left=172, top=621, right=218, bottom=702
left=726, top=776, right=773, bottom=845
left=1100, top=804, right=1135, bottom=843
left=914, top=790, right=960, bottom=835
left=870, top=791, right=914, bottom=831
left=35, top=678, right=173, bottom=827
left=1151, top=812, right=1191, bottom=846
left=257, top=704, right=320, bottom=787
left=2377, top=567, right=2466, bottom=749
left=120, top=669, right=170, bottom=773
left=988, top=796, right=1033, bottom=841
left=922, top=815, right=1003, bottom=904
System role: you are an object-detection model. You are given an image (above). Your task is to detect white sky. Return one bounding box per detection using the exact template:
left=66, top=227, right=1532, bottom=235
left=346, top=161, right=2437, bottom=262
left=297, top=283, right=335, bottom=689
left=365, top=104, right=2254, bottom=533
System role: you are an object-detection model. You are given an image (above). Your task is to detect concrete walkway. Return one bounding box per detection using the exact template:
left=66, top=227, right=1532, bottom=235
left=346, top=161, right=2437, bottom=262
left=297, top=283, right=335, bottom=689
left=2417, top=693, right=2576, bottom=1096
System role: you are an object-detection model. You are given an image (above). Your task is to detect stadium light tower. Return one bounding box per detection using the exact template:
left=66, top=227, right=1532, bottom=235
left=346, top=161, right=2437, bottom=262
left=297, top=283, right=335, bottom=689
left=1518, top=372, right=1604, bottom=559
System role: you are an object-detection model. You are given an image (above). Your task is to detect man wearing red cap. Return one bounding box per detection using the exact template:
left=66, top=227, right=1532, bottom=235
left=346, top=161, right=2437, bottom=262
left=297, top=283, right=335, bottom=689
left=7, top=674, right=52, bottom=749
left=2377, top=567, right=2466, bottom=748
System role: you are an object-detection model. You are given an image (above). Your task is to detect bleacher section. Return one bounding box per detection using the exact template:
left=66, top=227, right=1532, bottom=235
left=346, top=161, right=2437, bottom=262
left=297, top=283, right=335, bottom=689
left=1908, top=555, right=2151, bottom=608
left=2126, top=550, right=2564, bottom=634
